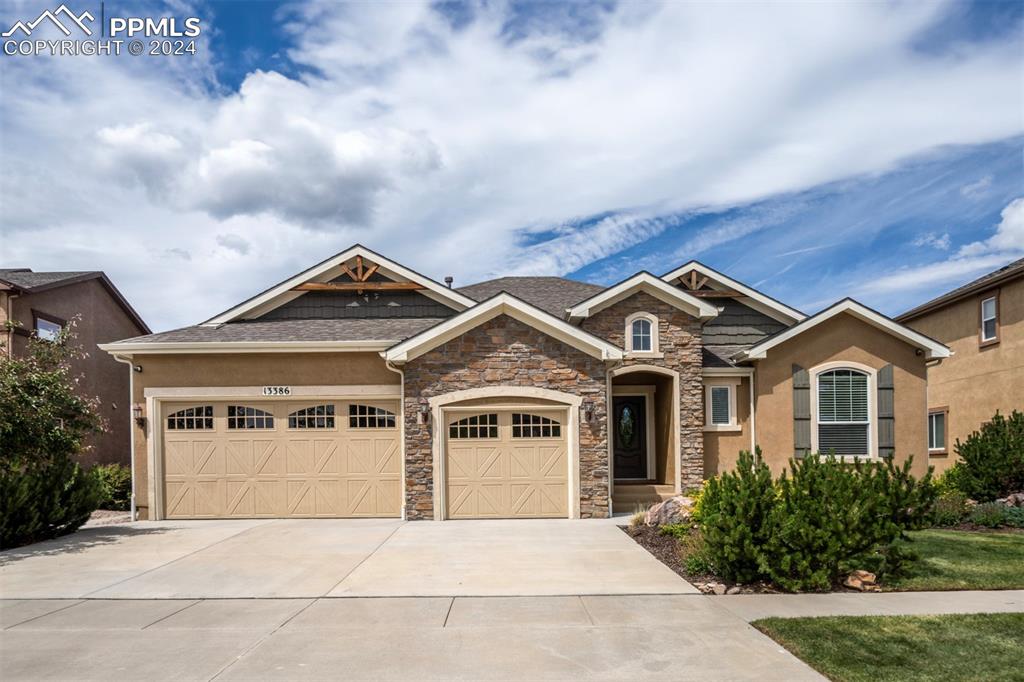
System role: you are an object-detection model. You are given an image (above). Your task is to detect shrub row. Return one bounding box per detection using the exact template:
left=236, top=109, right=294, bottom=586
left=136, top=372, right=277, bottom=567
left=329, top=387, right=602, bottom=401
left=944, top=410, right=1024, bottom=502
left=699, top=449, right=934, bottom=592
left=0, top=456, right=102, bottom=549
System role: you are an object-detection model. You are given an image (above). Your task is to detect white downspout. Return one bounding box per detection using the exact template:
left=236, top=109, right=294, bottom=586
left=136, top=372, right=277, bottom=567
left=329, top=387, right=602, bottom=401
left=111, top=354, right=137, bottom=521
left=749, top=368, right=757, bottom=458
left=384, top=357, right=407, bottom=521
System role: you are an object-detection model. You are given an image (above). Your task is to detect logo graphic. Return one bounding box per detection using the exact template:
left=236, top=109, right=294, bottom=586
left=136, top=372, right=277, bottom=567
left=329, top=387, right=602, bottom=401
left=2, top=4, right=94, bottom=38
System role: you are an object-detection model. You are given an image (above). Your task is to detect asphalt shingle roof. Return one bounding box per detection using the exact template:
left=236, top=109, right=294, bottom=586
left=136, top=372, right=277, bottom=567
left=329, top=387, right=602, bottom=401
left=458, top=276, right=604, bottom=316
left=0, top=269, right=96, bottom=289
left=897, top=257, right=1024, bottom=322
left=113, top=318, right=443, bottom=345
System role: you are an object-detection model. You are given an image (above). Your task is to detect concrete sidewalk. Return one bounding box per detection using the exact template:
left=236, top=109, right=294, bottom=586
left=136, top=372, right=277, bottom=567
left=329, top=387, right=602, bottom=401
left=718, top=589, right=1024, bottom=621
left=0, top=596, right=823, bottom=681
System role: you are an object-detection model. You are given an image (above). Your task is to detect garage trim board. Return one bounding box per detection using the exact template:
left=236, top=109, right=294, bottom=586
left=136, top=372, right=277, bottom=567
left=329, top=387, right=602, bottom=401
left=145, top=386, right=402, bottom=520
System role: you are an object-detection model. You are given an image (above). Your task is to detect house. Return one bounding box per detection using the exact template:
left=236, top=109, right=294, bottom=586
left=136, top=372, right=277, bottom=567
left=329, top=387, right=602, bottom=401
left=0, top=269, right=150, bottom=467
left=100, top=245, right=948, bottom=521
left=896, top=257, right=1023, bottom=473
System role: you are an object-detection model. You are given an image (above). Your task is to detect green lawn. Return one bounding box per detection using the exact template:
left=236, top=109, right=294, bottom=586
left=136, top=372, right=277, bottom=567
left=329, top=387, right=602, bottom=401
left=889, top=530, right=1024, bottom=591
left=754, top=613, right=1024, bottom=682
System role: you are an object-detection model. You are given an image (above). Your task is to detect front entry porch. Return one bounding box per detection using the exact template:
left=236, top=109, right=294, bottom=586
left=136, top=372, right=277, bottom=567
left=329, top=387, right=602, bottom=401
left=610, top=367, right=680, bottom=513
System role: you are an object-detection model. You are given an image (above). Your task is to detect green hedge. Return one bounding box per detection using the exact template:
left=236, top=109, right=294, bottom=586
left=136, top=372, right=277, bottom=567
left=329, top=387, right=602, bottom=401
left=1, top=456, right=102, bottom=549
left=946, top=411, right=1024, bottom=502
left=700, top=451, right=934, bottom=591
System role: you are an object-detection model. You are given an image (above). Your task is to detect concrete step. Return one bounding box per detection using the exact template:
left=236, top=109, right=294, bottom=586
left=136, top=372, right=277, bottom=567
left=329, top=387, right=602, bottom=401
left=612, top=484, right=675, bottom=513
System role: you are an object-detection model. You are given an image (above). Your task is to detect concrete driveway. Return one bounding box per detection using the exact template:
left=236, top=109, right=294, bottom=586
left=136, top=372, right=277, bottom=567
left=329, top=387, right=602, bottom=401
left=0, top=518, right=696, bottom=598
left=1, top=520, right=825, bottom=680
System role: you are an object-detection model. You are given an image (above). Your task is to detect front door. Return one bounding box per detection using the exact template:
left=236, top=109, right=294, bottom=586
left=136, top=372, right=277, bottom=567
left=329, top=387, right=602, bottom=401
left=612, top=396, right=647, bottom=479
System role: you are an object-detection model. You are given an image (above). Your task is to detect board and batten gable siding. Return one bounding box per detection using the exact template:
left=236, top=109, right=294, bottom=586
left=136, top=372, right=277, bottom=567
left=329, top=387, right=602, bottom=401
left=402, top=314, right=610, bottom=520
left=751, top=313, right=929, bottom=477
left=128, top=351, right=399, bottom=520
left=701, top=297, right=789, bottom=345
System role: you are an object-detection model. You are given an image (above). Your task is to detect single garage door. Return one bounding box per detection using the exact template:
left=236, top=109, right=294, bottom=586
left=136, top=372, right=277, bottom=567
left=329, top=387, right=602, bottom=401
left=445, top=409, right=568, bottom=519
left=161, top=400, right=401, bottom=519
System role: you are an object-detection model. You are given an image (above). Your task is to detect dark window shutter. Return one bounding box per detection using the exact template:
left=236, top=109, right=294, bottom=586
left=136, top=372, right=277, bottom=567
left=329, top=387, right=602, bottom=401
left=793, top=364, right=811, bottom=458
left=877, top=364, right=895, bottom=458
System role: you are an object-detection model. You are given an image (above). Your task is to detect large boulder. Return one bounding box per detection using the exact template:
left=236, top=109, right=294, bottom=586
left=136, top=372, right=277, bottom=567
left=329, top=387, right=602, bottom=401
left=645, top=495, right=696, bottom=526
left=996, top=492, right=1024, bottom=508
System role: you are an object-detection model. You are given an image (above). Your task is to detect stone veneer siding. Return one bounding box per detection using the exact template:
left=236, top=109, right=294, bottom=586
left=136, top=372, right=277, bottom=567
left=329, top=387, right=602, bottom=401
left=580, top=291, right=705, bottom=489
left=402, top=315, right=610, bottom=520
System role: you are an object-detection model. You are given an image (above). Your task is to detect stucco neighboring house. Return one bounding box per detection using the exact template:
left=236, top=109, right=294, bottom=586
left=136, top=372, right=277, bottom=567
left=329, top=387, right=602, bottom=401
left=0, top=269, right=150, bottom=467
left=896, top=257, right=1023, bottom=474
left=99, top=245, right=948, bottom=521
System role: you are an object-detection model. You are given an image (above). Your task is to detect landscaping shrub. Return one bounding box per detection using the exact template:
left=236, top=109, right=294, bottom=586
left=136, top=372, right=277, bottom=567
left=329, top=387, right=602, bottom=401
left=946, top=411, right=1024, bottom=502
left=1, top=456, right=101, bottom=548
left=931, top=491, right=969, bottom=527
left=699, top=448, right=775, bottom=583
left=0, top=321, right=104, bottom=548
left=1004, top=507, right=1024, bottom=529
left=969, top=502, right=1009, bottom=528
left=756, top=455, right=933, bottom=592
left=93, top=463, right=132, bottom=511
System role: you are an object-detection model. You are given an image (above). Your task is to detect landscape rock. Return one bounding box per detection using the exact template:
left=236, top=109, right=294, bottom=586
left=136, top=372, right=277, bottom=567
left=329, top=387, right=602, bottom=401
left=646, top=495, right=696, bottom=526
left=844, top=570, right=878, bottom=592
left=726, top=586, right=741, bottom=595
left=996, top=492, right=1024, bottom=508
left=711, top=583, right=727, bottom=595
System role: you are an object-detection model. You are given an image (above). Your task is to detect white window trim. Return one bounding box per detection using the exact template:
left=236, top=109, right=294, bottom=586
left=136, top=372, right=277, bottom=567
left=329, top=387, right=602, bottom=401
left=927, top=409, right=948, bottom=453
left=703, top=377, right=740, bottom=432
left=624, top=312, right=662, bottom=358
left=980, top=295, right=998, bottom=342
left=809, top=361, right=878, bottom=460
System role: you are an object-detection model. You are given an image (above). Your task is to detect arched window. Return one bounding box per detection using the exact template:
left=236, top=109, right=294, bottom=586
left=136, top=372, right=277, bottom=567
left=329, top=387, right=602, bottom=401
left=448, top=413, right=498, bottom=439
left=288, top=404, right=335, bottom=429
left=511, top=413, right=562, bottom=438
left=625, top=313, right=658, bottom=354
left=166, top=406, right=213, bottom=430
left=816, top=368, right=870, bottom=456
left=349, top=404, right=396, bottom=429
left=227, top=405, right=274, bottom=430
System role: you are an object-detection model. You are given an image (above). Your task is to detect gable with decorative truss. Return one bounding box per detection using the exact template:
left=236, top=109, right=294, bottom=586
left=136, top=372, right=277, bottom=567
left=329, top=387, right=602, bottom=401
left=204, top=245, right=475, bottom=325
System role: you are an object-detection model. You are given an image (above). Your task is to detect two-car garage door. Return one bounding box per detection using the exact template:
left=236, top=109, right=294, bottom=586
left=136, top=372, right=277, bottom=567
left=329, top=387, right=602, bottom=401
left=161, top=400, right=401, bottom=519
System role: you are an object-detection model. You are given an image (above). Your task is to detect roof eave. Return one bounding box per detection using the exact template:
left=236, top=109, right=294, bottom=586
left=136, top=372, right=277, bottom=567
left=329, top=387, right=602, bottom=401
left=98, top=340, right=395, bottom=355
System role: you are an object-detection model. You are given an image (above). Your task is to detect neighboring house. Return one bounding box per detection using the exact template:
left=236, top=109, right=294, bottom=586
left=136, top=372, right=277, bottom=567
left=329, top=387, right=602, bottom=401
left=100, top=245, right=948, bottom=521
left=0, top=269, right=150, bottom=467
left=896, top=257, right=1023, bottom=473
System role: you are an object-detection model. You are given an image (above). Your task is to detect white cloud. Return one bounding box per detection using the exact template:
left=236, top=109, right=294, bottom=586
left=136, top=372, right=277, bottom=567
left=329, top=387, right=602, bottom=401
left=2, top=1, right=1022, bottom=329
left=960, top=174, right=993, bottom=198
left=911, top=232, right=951, bottom=250
left=215, top=233, right=251, bottom=255
left=958, top=197, right=1024, bottom=257
left=860, top=197, right=1024, bottom=296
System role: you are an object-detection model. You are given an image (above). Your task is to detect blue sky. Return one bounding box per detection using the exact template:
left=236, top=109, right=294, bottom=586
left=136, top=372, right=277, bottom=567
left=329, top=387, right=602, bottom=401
left=1, top=0, right=1021, bottom=331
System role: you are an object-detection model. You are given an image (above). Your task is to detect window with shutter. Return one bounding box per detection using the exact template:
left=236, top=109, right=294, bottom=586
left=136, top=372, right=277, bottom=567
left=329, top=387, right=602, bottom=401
left=816, top=368, right=870, bottom=456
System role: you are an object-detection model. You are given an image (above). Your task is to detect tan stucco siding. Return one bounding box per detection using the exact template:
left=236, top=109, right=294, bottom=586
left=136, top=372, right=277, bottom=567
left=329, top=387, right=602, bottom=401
left=903, top=277, right=1024, bottom=472
left=11, top=279, right=147, bottom=466
left=128, top=351, right=398, bottom=519
left=752, top=313, right=929, bottom=477
left=703, top=377, right=751, bottom=477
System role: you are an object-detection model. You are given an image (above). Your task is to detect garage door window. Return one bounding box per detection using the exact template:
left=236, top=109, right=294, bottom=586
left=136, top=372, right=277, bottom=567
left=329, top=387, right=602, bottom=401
left=511, top=413, right=561, bottom=438
left=349, top=404, right=396, bottom=428
left=288, top=404, right=335, bottom=429
left=449, top=413, right=498, bottom=439
left=227, top=405, right=274, bottom=430
left=166, top=405, right=213, bottom=430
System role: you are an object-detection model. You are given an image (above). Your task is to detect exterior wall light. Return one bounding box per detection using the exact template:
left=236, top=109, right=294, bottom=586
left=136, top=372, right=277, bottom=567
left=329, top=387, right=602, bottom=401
left=418, top=403, right=430, bottom=425
left=582, top=401, right=595, bottom=423
left=132, top=403, right=146, bottom=427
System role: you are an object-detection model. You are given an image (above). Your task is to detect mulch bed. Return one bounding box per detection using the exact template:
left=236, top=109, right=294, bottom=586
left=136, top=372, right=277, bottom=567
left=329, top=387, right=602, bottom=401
left=621, top=524, right=779, bottom=594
